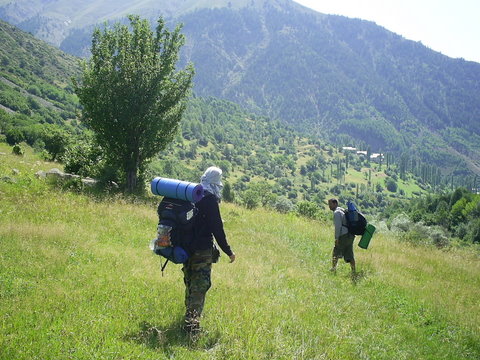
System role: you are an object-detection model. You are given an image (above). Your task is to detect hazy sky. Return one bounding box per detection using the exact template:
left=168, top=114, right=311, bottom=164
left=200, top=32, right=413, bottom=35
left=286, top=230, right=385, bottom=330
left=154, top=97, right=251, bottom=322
left=293, top=0, right=480, bottom=63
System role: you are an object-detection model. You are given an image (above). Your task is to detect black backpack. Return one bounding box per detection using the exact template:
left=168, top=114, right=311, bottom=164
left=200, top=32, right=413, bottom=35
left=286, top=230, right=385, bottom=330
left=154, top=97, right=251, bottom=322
left=344, top=201, right=367, bottom=235
left=152, top=197, right=198, bottom=270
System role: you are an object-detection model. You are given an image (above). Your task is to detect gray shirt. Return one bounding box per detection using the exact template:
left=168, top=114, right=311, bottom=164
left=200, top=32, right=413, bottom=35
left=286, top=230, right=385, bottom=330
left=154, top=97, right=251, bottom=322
left=334, top=207, right=349, bottom=240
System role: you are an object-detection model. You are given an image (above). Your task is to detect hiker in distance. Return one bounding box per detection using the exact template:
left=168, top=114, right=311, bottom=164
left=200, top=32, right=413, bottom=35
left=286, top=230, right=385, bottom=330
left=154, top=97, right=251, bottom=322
left=183, top=166, right=236, bottom=334
left=328, top=198, right=356, bottom=274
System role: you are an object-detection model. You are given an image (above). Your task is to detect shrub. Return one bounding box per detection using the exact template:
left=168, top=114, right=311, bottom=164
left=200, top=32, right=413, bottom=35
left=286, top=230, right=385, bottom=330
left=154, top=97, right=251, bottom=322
left=465, top=218, right=480, bottom=243
left=390, top=213, right=412, bottom=232
left=287, top=190, right=297, bottom=199
left=12, top=143, right=24, bottom=156
left=296, top=201, right=319, bottom=219
left=401, top=223, right=430, bottom=245
left=60, top=177, right=84, bottom=192
left=63, top=139, right=103, bottom=177
left=240, top=175, right=250, bottom=182
left=222, top=182, right=235, bottom=203
left=429, top=227, right=450, bottom=248
left=241, top=189, right=260, bottom=210
left=454, top=222, right=469, bottom=240
left=41, top=127, right=71, bottom=161
left=5, top=127, right=25, bottom=145
left=385, top=178, right=398, bottom=192
left=330, top=184, right=342, bottom=195
left=274, top=196, right=294, bottom=214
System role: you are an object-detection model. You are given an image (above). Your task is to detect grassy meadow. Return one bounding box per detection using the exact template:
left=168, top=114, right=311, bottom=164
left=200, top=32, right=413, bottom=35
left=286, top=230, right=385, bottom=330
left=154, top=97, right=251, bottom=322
left=1, top=144, right=479, bottom=359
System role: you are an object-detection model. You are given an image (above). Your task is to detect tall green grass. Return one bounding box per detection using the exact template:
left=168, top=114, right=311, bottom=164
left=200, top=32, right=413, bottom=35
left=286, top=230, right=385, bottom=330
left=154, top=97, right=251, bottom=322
left=1, top=146, right=479, bottom=359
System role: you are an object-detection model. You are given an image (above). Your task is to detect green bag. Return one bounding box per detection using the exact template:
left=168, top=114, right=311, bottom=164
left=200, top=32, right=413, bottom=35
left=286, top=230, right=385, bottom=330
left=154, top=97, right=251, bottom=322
left=358, top=223, right=376, bottom=249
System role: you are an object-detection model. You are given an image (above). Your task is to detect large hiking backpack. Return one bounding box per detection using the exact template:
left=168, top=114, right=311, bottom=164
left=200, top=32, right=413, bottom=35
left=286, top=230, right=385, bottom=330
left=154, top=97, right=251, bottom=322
left=344, top=200, right=367, bottom=235
left=151, top=197, right=197, bottom=266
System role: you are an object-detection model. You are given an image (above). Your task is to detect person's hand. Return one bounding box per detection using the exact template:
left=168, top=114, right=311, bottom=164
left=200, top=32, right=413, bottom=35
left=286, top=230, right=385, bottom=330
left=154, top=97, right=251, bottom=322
left=229, top=253, right=236, bottom=263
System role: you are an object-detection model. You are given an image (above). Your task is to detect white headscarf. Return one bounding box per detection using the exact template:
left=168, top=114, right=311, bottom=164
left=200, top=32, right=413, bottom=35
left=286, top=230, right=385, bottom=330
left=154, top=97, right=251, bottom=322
left=201, top=166, right=223, bottom=200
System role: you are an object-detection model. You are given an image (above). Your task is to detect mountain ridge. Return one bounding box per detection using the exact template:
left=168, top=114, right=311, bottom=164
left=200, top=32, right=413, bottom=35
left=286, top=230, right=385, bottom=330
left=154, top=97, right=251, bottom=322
left=0, top=0, right=314, bottom=46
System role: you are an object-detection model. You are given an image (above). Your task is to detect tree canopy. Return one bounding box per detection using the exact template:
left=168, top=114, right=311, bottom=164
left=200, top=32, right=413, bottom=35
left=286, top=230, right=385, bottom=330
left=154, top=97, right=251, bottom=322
left=73, top=15, right=194, bottom=192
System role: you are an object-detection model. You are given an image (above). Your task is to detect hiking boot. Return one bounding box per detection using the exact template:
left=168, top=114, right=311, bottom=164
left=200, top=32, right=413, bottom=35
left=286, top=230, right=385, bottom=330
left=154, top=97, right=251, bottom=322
left=184, top=317, right=201, bottom=335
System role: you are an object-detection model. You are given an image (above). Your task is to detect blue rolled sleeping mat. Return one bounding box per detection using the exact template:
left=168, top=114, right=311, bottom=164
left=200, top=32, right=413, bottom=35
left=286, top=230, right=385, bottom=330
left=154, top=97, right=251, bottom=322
left=150, top=177, right=204, bottom=203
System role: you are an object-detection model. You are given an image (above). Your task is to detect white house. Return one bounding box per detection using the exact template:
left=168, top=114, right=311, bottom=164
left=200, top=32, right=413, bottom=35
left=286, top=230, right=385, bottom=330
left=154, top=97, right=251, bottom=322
left=370, top=153, right=384, bottom=163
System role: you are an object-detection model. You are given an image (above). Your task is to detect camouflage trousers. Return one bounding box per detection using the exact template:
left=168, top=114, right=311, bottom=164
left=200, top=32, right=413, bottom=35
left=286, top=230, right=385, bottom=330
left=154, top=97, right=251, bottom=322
left=182, top=248, right=213, bottom=322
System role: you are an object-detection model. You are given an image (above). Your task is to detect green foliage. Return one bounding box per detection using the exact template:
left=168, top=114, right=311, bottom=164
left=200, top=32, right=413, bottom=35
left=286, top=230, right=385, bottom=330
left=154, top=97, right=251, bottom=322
left=450, top=197, right=468, bottom=228
left=466, top=218, right=480, bottom=243
left=296, top=200, right=320, bottom=219
left=240, top=188, right=260, bottom=210
left=222, top=181, right=234, bottom=203
left=144, top=95, right=441, bottom=219
left=0, top=21, right=80, bottom=115
left=385, top=177, right=398, bottom=192
left=273, top=196, right=294, bottom=213
left=11, top=143, right=24, bottom=155
left=41, top=125, right=71, bottom=161
left=63, top=135, right=104, bottom=177
left=389, top=213, right=450, bottom=248
left=0, top=20, right=81, bottom=160
left=73, top=16, right=194, bottom=192
left=3, top=124, right=25, bottom=145
left=238, top=181, right=275, bottom=210
left=393, top=187, right=480, bottom=244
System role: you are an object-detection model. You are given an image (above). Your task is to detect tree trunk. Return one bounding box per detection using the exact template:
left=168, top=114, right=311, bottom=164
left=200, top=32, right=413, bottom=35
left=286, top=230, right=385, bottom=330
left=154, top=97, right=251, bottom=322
left=125, top=146, right=141, bottom=193
left=126, top=154, right=140, bottom=193
left=126, top=169, right=137, bottom=193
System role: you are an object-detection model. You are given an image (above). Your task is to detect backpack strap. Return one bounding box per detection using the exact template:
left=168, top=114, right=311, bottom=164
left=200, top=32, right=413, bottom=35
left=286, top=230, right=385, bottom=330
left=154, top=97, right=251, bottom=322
left=160, top=258, right=169, bottom=276
left=340, top=209, right=349, bottom=230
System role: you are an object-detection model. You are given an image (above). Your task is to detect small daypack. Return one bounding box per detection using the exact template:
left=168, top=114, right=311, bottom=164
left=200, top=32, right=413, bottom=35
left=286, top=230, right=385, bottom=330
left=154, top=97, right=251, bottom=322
left=343, top=200, right=367, bottom=235
left=151, top=197, right=197, bottom=271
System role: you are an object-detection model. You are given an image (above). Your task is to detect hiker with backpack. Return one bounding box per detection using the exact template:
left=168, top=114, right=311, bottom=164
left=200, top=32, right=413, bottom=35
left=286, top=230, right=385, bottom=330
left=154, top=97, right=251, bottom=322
left=182, top=166, right=236, bottom=334
left=328, top=198, right=356, bottom=274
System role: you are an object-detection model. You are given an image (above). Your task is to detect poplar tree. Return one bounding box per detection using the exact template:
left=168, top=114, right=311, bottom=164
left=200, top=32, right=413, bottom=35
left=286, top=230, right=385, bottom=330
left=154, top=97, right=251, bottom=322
left=74, top=15, right=194, bottom=192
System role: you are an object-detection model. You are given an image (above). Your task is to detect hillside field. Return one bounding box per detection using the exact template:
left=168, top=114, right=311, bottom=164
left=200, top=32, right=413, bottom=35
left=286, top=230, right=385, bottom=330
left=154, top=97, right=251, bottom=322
left=0, top=143, right=479, bottom=360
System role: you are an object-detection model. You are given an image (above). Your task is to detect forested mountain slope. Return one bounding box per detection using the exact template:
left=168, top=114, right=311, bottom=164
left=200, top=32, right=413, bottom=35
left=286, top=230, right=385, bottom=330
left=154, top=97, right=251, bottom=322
left=0, top=20, right=81, bottom=151
left=1, top=0, right=480, bottom=176
left=176, top=6, right=480, bottom=175
left=3, top=20, right=447, bottom=216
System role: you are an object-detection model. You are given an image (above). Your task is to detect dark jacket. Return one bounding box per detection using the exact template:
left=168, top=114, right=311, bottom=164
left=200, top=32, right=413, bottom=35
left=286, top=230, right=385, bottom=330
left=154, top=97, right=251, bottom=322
left=192, top=192, right=233, bottom=256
